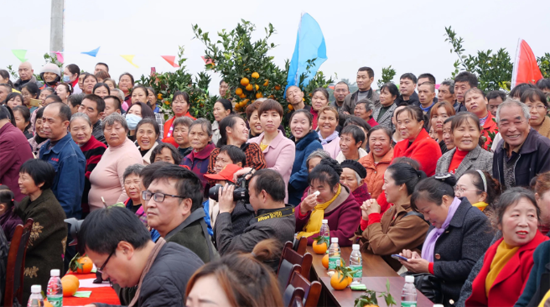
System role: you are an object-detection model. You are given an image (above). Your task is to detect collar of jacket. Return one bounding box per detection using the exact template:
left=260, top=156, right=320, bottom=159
left=324, top=184, right=352, bottom=214
left=447, top=197, right=473, bottom=228
left=362, top=148, right=394, bottom=169
left=165, top=207, right=206, bottom=240
left=42, top=133, right=72, bottom=155
left=189, top=142, right=215, bottom=161
left=390, top=202, right=412, bottom=218
left=16, top=189, right=55, bottom=215
left=352, top=89, right=373, bottom=102
left=295, top=130, right=320, bottom=150
left=256, top=130, right=285, bottom=151
left=256, top=204, right=293, bottom=216
left=496, top=128, right=540, bottom=155
left=352, top=183, right=369, bottom=199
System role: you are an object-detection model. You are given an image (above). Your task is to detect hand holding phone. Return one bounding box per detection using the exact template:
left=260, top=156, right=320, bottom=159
left=391, top=254, right=408, bottom=262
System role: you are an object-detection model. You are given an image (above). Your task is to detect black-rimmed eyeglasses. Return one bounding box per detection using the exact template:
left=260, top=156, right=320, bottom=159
left=141, top=190, right=185, bottom=203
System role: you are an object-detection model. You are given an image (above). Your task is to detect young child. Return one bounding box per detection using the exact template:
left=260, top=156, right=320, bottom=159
left=0, top=185, right=23, bottom=241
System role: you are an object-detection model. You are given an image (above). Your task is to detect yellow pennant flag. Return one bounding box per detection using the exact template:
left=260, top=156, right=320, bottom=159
left=120, top=55, right=139, bottom=68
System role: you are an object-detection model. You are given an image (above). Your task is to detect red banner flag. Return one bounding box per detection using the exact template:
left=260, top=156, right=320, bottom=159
left=511, top=39, right=543, bottom=88
left=161, top=55, right=179, bottom=68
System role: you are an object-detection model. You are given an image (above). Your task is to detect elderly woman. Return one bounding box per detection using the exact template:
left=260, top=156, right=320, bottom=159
left=393, top=105, right=442, bottom=176
left=296, top=158, right=360, bottom=247
left=373, top=82, right=399, bottom=128
left=317, top=106, right=341, bottom=159
left=399, top=174, right=493, bottom=306
left=182, top=119, right=216, bottom=191
left=212, top=98, right=234, bottom=145
left=249, top=99, right=296, bottom=202
left=464, top=88, right=497, bottom=150
left=354, top=99, right=379, bottom=127
left=336, top=125, right=367, bottom=162
left=340, top=160, right=371, bottom=205
left=466, top=188, right=549, bottom=306
left=15, top=159, right=67, bottom=302
left=430, top=101, right=456, bottom=154
left=521, top=88, right=550, bottom=139
left=122, top=164, right=147, bottom=227
left=359, top=163, right=429, bottom=270
left=435, top=113, right=493, bottom=178
left=172, top=116, right=194, bottom=157
left=162, top=91, right=196, bottom=147
left=310, top=88, right=330, bottom=129
left=208, top=114, right=266, bottom=175
left=81, top=73, right=98, bottom=95
left=55, top=82, right=72, bottom=104
left=88, top=114, right=143, bottom=210
left=135, top=118, right=160, bottom=165
left=288, top=109, right=323, bottom=206
left=359, top=126, right=394, bottom=199
left=150, top=143, right=182, bottom=164
left=455, top=170, right=500, bottom=215
left=69, top=112, right=107, bottom=217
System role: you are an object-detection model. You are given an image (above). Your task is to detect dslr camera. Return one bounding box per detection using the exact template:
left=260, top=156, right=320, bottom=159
left=209, top=175, right=249, bottom=202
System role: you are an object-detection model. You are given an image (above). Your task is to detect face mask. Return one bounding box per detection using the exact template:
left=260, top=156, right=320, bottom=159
left=63, top=75, right=71, bottom=82
left=126, top=114, right=142, bottom=130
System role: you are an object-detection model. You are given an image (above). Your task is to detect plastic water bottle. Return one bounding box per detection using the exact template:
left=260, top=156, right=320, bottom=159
left=27, top=285, right=44, bottom=307
left=320, top=219, right=330, bottom=243
left=46, top=269, right=63, bottom=307
left=401, top=275, right=417, bottom=307
left=328, top=237, right=341, bottom=272
left=349, top=244, right=362, bottom=284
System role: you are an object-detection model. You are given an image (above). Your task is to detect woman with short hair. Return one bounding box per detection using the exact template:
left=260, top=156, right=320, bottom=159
left=172, top=116, right=194, bottom=157
left=359, top=126, right=394, bottom=199
left=162, top=91, right=196, bottom=147
left=122, top=164, right=147, bottom=226
left=429, top=101, right=456, bottom=154
left=135, top=118, right=160, bottom=165
left=150, top=143, right=181, bottom=164
left=336, top=124, right=367, bottom=162
left=521, top=88, right=550, bottom=139
left=316, top=106, right=341, bottom=159
left=182, top=119, right=216, bottom=191
left=354, top=98, right=379, bottom=127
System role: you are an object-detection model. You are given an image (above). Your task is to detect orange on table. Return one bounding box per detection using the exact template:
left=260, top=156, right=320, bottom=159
left=76, top=256, right=93, bottom=274
left=61, top=275, right=80, bottom=297
left=44, top=301, right=54, bottom=307
left=312, top=240, right=327, bottom=254
left=322, top=254, right=329, bottom=269
left=330, top=271, right=349, bottom=290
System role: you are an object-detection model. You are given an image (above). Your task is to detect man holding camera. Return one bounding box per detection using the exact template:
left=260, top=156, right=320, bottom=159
left=214, top=169, right=295, bottom=266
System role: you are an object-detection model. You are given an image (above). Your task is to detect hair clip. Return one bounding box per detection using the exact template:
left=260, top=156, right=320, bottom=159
left=476, top=170, right=487, bottom=193
left=434, top=173, right=452, bottom=180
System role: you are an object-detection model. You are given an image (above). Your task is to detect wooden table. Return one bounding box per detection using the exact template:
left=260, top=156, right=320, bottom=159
left=307, top=246, right=432, bottom=307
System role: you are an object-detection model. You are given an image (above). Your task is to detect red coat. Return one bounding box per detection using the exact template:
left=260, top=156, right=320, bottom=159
left=162, top=113, right=196, bottom=147
left=481, top=112, right=498, bottom=150
left=465, top=231, right=549, bottom=307
left=392, top=128, right=441, bottom=176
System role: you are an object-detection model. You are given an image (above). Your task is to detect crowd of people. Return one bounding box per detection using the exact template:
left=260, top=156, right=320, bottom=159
left=1, top=60, right=550, bottom=307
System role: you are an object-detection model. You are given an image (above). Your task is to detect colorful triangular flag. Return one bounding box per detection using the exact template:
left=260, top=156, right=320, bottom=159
left=121, top=55, right=139, bottom=68
left=55, top=51, right=64, bottom=64
left=81, top=47, right=100, bottom=57
left=12, top=49, right=28, bottom=62
left=161, top=55, right=179, bottom=68
left=201, top=56, right=214, bottom=65
left=511, top=39, right=543, bottom=87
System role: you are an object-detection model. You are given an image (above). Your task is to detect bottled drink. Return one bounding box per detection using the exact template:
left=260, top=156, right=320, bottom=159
left=320, top=219, right=330, bottom=243
left=328, top=237, right=341, bottom=272
left=46, top=269, right=63, bottom=307
left=27, top=285, right=44, bottom=307
left=349, top=244, right=362, bottom=284
left=401, top=275, right=417, bottom=307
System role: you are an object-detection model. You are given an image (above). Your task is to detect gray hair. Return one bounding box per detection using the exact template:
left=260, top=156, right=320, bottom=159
left=495, top=99, right=530, bottom=124
left=189, top=118, right=212, bottom=137
left=356, top=98, right=374, bottom=112
left=102, top=113, right=129, bottom=132
left=306, top=149, right=331, bottom=169
left=441, top=79, right=455, bottom=94
left=70, top=112, right=91, bottom=126
left=113, top=88, right=125, bottom=103
left=123, top=164, right=145, bottom=181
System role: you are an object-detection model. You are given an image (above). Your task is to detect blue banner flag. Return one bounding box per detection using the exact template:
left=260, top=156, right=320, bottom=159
left=285, top=13, right=327, bottom=95
left=81, top=47, right=100, bottom=57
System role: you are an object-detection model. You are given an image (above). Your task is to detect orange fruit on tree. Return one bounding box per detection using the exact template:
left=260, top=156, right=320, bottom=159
left=61, top=275, right=80, bottom=297
left=312, top=240, right=327, bottom=254
left=275, top=85, right=281, bottom=90
left=235, top=88, right=243, bottom=96
left=76, top=256, right=93, bottom=274
left=251, top=72, right=260, bottom=79
left=240, top=78, right=250, bottom=86
left=263, top=79, right=269, bottom=87
left=255, top=84, right=259, bottom=91
left=239, top=93, right=246, bottom=99
left=322, top=254, right=329, bottom=269
left=246, top=84, right=253, bottom=91
left=255, top=92, right=263, bottom=99
left=288, top=104, right=294, bottom=110
left=330, top=271, right=349, bottom=290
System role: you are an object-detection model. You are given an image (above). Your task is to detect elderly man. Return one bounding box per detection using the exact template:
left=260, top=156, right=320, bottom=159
left=0, top=84, right=10, bottom=103
left=143, top=164, right=216, bottom=263
left=39, top=103, right=85, bottom=219
left=438, top=79, right=456, bottom=105
left=78, top=207, right=204, bottom=307
left=14, top=62, right=37, bottom=91
left=330, top=81, right=350, bottom=113
left=493, top=99, right=550, bottom=189
left=284, top=85, right=311, bottom=123
left=416, top=82, right=437, bottom=115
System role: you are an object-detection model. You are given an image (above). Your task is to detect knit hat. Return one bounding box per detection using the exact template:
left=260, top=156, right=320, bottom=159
left=341, top=159, right=367, bottom=179
left=41, top=63, right=61, bottom=77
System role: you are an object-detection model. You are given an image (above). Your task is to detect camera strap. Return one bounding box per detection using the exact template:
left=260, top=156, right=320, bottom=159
left=254, top=207, right=295, bottom=223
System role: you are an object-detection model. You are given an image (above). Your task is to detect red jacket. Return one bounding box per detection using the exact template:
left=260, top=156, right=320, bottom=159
left=481, top=112, right=498, bottom=150
left=0, top=123, right=33, bottom=201
left=392, top=128, right=442, bottom=176
left=162, top=113, right=196, bottom=147
left=466, top=231, right=549, bottom=307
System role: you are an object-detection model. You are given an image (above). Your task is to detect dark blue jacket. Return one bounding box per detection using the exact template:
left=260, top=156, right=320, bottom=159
left=288, top=131, right=322, bottom=206
left=39, top=133, right=86, bottom=219
left=515, top=240, right=550, bottom=307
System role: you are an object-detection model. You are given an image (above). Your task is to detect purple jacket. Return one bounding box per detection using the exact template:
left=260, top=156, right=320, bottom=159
left=0, top=123, right=33, bottom=201
left=182, top=143, right=216, bottom=191
left=0, top=209, right=23, bottom=241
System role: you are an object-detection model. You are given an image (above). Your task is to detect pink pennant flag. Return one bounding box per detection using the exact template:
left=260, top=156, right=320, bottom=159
left=511, top=39, right=543, bottom=87
left=55, top=51, right=64, bottom=64
left=161, top=55, right=179, bottom=68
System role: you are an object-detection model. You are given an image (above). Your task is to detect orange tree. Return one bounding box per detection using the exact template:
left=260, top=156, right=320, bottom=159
left=137, top=46, right=217, bottom=121
left=192, top=19, right=333, bottom=125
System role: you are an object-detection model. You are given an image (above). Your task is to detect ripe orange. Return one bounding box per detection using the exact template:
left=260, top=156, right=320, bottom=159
left=242, top=99, right=250, bottom=105
left=239, top=93, right=246, bottom=99
left=246, top=84, right=253, bottom=91
left=76, top=256, right=93, bottom=274
left=255, top=92, right=263, bottom=99
left=61, top=275, right=80, bottom=297
left=275, top=85, right=281, bottom=90
left=330, top=271, right=349, bottom=290
left=288, top=104, right=294, bottom=110
left=44, top=301, right=54, bottom=307
left=312, top=240, right=327, bottom=254
left=322, top=254, right=329, bottom=269
left=240, top=78, right=250, bottom=86
left=255, top=84, right=259, bottom=91
left=251, top=72, right=260, bottom=79
left=263, top=79, right=269, bottom=87
left=235, top=88, right=243, bottom=96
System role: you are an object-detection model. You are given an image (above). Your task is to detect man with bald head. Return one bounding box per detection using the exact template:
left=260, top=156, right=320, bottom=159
left=39, top=102, right=85, bottom=219
left=284, top=85, right=311, bottom=123
left=14, top=62, right=37, bottom=91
